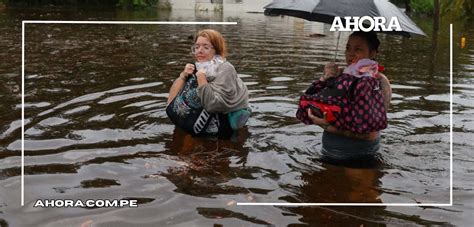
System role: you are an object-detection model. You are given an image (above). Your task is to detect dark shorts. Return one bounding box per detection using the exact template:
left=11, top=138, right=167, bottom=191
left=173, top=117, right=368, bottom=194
left=321, top=131, right=381, bottom=162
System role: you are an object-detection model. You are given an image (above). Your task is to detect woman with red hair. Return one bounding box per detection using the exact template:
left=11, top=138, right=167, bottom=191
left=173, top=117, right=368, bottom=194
left=167, top=29, right=250, bottom=138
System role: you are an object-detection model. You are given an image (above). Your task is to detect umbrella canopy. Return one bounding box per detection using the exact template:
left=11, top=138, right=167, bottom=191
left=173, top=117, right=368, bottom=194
left=264, top=0, right=426, bottom=37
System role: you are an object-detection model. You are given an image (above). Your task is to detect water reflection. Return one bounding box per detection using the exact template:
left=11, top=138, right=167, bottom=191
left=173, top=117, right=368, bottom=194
left=161, top=128, right=251, bottom=198
left=293, top=162, right=383, bottom=203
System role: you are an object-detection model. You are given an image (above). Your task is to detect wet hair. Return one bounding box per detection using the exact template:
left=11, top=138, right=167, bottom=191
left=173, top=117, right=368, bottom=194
left=194, top=29, right=228, bottom=58
left=349, top=31, right=380, bottom=52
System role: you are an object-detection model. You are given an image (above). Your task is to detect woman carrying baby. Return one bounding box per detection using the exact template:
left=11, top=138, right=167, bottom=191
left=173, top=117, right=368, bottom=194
left=167, top=29, right=250, bottom=138
left=296, top=31, right=392, bottom=161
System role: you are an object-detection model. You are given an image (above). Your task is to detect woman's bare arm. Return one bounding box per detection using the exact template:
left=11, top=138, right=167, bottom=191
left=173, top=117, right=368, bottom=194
left=167, top=75, right=186, bottom=104
left=378, top=73, right=392, bottom=111
left=167, top=64, right=195, bottom=105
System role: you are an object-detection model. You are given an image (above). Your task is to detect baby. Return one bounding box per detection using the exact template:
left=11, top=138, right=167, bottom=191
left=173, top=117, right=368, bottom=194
left=297, top=58, right=387, bottom=132
left=343, top=58, right=384, bottom=78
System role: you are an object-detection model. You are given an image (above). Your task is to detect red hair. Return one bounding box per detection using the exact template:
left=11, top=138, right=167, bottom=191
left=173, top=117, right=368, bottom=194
left=194, top=29, right=228, bottom=58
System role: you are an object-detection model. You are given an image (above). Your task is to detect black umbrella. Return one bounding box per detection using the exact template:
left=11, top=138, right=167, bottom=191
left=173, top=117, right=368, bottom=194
left=264, top=0, right=426, bottom=37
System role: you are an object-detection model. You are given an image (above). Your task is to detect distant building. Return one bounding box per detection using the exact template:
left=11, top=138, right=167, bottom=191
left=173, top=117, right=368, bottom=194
left=163, top=0, right=270, bottom=12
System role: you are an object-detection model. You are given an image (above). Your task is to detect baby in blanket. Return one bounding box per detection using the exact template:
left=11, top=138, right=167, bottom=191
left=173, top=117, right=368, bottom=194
left=297, top=59, right=386, bottom=133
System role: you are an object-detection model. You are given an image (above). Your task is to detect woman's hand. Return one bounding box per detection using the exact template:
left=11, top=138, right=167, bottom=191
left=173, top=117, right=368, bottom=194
left=307, top=108, right=331, bottom=130
left=196, top=68, right=206, bottom=78
left=196, top=68, right=208, bottom=87
left=168, top=64, right=193, bottom=105
left=321, top=62, right=341, bottom=81
left=179, top=63, right=195, bottom=80
left=307, top=108, right=377, bottom=140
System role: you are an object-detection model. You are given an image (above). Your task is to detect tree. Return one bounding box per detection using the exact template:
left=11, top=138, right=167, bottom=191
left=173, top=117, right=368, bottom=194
left=441, top=0, right=473, bottom=20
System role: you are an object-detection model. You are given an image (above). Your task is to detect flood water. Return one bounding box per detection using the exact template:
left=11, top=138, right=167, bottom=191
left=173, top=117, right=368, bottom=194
left=0, top=8, right=473, bottom=226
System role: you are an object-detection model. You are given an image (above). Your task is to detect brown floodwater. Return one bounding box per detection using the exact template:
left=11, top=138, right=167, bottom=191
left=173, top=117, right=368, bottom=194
left=0, top=7, right=473, bottom=226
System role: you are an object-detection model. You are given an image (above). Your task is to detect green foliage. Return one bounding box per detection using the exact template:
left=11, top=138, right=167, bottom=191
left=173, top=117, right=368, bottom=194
left=441, top=0, right=473, bottom=20
left=117, top=0, right=159, bottom=9
left=410, top=0, right=435, bottom=14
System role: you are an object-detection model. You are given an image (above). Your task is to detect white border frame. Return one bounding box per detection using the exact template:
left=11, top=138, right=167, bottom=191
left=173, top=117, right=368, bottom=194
left=21, top=21, right=453, bottom=207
